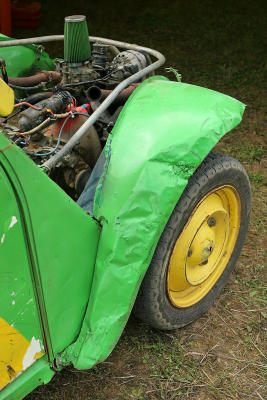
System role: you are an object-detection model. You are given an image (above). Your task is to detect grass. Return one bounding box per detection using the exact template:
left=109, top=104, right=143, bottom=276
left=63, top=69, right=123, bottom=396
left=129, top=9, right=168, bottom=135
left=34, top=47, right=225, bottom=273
left=14, top=0, right=266, bottom=399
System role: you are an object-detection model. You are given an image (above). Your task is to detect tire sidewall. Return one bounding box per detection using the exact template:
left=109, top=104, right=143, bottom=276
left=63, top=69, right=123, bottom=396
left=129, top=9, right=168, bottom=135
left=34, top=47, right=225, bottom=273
left=139, top=152, right=251, bottom=329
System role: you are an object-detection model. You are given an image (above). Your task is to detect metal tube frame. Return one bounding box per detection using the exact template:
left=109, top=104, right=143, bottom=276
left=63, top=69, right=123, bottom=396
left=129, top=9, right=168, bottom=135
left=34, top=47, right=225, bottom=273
left=0, top=35, right=165, bottom=170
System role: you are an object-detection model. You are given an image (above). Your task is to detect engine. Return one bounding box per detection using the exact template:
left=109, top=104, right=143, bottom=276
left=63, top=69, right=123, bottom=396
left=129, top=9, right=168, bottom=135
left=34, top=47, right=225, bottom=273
left=1, top=15, right=148, bottom=198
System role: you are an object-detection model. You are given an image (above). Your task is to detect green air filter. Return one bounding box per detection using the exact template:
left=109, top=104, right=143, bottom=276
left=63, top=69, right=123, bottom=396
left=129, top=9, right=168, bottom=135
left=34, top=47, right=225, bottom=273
left=64, top=15, right=91, bottom=63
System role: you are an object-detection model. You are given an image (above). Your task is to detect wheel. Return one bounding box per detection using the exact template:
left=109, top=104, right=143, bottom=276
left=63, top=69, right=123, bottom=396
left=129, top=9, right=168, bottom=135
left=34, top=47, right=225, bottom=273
left=134, top=151, right=251, bottom=330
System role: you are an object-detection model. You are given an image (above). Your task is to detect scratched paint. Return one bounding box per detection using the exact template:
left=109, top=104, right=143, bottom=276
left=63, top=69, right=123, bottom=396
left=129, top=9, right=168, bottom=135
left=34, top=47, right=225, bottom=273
left=1, top=216, right=18, bottom=245
left=8, top=216, right=18, bottom=230
left=22, top=337, right=42, bottom=370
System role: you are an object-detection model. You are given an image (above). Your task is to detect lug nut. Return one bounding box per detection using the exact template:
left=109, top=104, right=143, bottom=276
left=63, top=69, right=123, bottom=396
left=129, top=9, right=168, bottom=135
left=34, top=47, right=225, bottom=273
left=208, top=217, right=216, bottom=227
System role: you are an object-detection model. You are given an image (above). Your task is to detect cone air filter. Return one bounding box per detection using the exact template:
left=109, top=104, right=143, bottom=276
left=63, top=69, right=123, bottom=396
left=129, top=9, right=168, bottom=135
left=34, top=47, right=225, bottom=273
left=64, top=15, right=91, bottom=63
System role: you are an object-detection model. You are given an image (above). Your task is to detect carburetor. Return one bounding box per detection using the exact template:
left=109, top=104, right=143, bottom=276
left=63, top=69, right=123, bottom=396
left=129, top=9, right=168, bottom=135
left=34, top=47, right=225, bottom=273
left=55, top=59, right=99, bottom=86
left=55, top=15, right=99, bottom=86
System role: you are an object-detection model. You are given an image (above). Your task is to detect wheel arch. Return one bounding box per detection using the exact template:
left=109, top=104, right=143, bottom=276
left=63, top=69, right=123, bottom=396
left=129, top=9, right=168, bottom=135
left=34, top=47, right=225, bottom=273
left=134, top=151, right=251, bottom=329
left=62, top=77, right=246, bottom=369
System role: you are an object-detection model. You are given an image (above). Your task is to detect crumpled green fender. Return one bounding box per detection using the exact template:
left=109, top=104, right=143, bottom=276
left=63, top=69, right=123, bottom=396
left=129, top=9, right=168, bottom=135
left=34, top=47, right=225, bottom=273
left=61, top=76, right=245, bottom=369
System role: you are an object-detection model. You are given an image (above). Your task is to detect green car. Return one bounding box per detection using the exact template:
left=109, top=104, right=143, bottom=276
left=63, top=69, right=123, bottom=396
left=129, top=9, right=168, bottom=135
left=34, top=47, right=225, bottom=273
left=0, top=15, right=251, bottom=400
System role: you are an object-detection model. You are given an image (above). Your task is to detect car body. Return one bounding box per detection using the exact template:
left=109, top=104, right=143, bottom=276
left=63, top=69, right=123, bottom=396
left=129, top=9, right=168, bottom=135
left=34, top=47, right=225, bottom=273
left=0, top=20, right=249, bottom=399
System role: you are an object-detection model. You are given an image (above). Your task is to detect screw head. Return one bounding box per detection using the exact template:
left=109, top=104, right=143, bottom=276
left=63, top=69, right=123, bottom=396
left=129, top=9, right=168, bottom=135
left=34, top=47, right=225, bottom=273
left=208, top=217, right=216, bottom=227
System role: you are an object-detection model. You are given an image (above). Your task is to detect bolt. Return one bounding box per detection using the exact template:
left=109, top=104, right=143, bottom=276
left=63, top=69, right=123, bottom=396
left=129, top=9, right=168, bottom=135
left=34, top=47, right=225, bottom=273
left=187, top=249, right=192, bottom=257
left=208, top=217, right=216, bottom=227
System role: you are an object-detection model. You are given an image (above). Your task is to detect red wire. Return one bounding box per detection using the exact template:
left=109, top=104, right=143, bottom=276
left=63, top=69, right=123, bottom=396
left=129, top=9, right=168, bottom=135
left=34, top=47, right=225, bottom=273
left=14, top=102, right=41, bottom=111
left=70, top=98, right=75, bottom=111
left=16, top=132, right=29, bottom=140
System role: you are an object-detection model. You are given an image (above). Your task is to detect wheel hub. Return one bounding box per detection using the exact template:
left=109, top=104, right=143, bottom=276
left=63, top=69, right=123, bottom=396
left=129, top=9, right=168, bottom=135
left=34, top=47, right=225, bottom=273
left=167, top=185, right=241, bottom=308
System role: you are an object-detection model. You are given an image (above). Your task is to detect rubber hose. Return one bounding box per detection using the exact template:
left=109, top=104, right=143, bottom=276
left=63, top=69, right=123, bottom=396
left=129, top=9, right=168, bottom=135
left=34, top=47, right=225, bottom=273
left=8, top=71, right=61, bottom=87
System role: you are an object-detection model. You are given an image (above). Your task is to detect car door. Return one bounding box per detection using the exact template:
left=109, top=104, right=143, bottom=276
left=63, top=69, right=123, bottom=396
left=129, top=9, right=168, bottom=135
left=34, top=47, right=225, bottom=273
left=0, top=165, right=44, bottom=391
left=0, top=133, right=100, bottom=398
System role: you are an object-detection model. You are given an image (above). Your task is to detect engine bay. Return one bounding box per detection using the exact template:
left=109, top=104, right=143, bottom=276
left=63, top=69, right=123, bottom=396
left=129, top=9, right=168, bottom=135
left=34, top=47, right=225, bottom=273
left=0, top=15, right=162, bottom=200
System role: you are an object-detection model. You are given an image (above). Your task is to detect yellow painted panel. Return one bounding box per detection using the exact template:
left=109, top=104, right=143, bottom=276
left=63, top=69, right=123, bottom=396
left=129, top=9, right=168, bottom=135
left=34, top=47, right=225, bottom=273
left=0, top=78, right=14, bottom=117
left=0, top=318, right=43, bottom=390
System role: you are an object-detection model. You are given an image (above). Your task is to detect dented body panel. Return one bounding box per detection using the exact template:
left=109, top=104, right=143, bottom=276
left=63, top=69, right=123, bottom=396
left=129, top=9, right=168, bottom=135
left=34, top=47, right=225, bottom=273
left=60, top=77, right=245, bottom=369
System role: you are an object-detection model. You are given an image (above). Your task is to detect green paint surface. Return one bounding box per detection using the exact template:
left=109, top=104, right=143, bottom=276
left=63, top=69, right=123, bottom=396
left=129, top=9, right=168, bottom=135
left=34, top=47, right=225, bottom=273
left=63, top=77, right=245, bottom=369
left=0, top=34, right=55, bottom=77
left=0, top=165, right=43, bottom=345
left=0, top=357, right=54, bottom=400
left=0, top=133, right=100, bottom=395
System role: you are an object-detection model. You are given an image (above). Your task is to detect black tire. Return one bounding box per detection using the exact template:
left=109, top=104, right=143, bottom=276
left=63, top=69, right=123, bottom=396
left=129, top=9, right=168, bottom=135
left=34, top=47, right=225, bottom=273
left=134, top=151, right=251, bottom=330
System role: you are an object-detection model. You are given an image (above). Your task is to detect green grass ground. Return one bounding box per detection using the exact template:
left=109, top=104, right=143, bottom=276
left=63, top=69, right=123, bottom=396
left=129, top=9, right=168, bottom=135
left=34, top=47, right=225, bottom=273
left=13, top=0, right=266, bottom=398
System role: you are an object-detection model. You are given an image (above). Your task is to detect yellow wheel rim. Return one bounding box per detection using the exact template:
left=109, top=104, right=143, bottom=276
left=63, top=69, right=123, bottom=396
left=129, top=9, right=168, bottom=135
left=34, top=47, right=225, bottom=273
left=167, top=185, right=241, bottom=308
